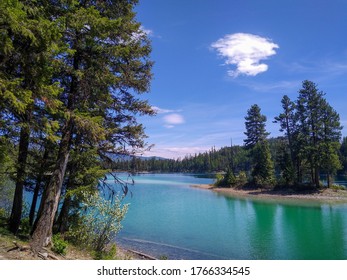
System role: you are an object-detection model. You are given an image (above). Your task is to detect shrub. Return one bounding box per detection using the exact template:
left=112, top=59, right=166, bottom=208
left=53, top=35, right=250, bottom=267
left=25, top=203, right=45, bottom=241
left=236, top=171, right=248, bottom=186
left=93, top=244, right=117, bottom=260
left=330, top=184, right=346, bottom=191
left=0, top=179, right=15, bottom=217
left=19, top=217, right=31, bottom=236
left=67, top=192, right=128, bottom=257
left=52, top=234, right=68, bottom=256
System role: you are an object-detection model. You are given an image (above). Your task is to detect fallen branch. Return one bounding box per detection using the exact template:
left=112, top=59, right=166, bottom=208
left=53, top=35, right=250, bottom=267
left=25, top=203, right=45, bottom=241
left=127, top=249, right=157, bottom=260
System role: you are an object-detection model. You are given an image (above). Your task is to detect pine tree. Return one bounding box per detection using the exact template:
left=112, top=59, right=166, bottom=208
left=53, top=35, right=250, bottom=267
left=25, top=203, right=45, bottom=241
left=244, top=104, right=275, bottom=187
left=244, top=104, right=269, bottom=149
left=340, top=137, right=347, bottom=175
left=31, top=0, right=154, bottom=252
left=274, top=95, right=298, bottom=182
left=0, top=0, right=61, bottom=234
left=251, top=141, right=275, bottom=186
left=295, top=80, right=342, bottom=187
left=274, top=81, right=343, bottom=187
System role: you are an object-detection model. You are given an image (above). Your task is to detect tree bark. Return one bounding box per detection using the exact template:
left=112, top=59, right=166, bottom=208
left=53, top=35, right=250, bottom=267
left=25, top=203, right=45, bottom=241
left=9, top=124, right=30, bottom=234
left=29, top=147, right=50, bottom=226
left=314, top=168, right=320, bottom=188
left=30, top=119, right=72, bottom=252
left=327, top=173, right=331, bottom=188
left=55, top=195, right=71, bottom=234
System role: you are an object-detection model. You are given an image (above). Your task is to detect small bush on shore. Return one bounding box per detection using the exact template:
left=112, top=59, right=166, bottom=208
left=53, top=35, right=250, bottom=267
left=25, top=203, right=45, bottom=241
left=67, top=192, right=128, bottom=259
left=52, top=234, right=68, bottom=256
left=330, top=184, right=346, bottom=191
left=215, top=170, right=249, bottom=188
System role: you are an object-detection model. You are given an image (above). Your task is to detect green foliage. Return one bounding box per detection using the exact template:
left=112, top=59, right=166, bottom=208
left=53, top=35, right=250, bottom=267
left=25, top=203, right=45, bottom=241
left=1, top=0, right=154, bottom=246
left=93, top=244, right=117, bottom=260
left=339, top=137, right=347, bottom=175
left=214, top=173, right=225, bottom=186
left=67, top=192, right=128, bottom=255
left=52, top=234, right=68, bottom=256
left=244, top=104, right=269, bottom=149
left=244, top=104, right=275, bottom=187
left=216, top=169, right=236, bottom=187
left=0, top=138, right=15, bottom=217
left=251, top=141, right=276, bottom=187
left=236, top=171, right=248, bottom=186
left=215, top=170, right=249, bottom=188
left=330, top=184, right=346, bottom=191
left=0, top=180, right=15, bottom=218
left=19, top=217, right=31, bottom=236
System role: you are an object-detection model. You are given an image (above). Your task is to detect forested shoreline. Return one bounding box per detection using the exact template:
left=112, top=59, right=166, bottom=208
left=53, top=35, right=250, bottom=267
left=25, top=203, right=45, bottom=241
left=115, top=81, right=347, bottom=190
left=1, top=1, right=347, bottom=261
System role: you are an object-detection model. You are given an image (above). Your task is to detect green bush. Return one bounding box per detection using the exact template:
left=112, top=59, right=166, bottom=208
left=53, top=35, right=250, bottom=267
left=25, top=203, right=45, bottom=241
left=67, top=192, right=128, bottom=257
left=52, top=234, right=68, bottom=256
left=330, top=184, right=346, bottom=191
left=0, top=179, right=15, bottom=217
left=215, top=170, right=249, bottom=188
left=236, top=171, right=248, bottom=186
left=19, top=217, right=31, bottom=236
left=214, top=173, right=225, bottom=186
left=93, top=244, right=117, bottom=260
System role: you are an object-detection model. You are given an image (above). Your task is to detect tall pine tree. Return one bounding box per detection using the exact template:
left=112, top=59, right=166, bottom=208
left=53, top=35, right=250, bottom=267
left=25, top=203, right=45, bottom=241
left=31, top=0, right=154, bottom=252
left=244, top=104, right=275, bottom=187
left=0, top=0, right=61, bottom=234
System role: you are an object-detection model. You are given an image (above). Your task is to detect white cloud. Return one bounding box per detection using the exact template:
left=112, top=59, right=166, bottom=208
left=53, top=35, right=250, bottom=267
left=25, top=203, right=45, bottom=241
left=163, top=113, right=185, bottom=127
left=152, top=106, right=181, bottom=114
left=143, top=146, right=211, bottom=159
left=211, top=33, right=279, bottom=77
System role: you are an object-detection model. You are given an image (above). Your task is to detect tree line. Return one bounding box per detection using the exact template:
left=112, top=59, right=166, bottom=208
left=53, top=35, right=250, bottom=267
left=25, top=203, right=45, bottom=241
left=0, top=0, right=153, bottom=256
left=115, top=80, right=346, bottom=189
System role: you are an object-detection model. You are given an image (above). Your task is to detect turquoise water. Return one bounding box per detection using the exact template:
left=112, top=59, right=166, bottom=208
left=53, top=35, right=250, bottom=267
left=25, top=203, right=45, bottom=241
left=113, top=173, right=347, bottom=260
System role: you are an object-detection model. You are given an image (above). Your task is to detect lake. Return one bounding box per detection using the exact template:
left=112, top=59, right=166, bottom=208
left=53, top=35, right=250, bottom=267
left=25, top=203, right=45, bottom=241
left=112, top=173, right=347, bottom=260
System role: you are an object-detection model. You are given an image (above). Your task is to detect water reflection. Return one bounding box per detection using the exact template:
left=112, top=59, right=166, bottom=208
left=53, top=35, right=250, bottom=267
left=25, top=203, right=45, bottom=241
left=116, top=173, right=347, bottom=259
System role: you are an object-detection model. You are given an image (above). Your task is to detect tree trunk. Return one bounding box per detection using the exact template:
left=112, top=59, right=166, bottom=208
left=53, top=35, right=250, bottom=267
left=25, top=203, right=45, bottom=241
left=29, top=147, right=50, bottom=226
left=327, top=173, right=331, bottom=188
left=314, top=168, right=320, bottom=188
left=55, top=196, right=71, bottom=234
left=29, top=182, right=40, bottom=227
left=9, top=124, right=30, bottom=234
left=30, top=120, right=72, bottom=252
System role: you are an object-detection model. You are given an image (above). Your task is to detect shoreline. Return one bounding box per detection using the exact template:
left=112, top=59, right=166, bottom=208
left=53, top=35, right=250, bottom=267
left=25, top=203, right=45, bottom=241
left=190, top=184, right=347, bottom=205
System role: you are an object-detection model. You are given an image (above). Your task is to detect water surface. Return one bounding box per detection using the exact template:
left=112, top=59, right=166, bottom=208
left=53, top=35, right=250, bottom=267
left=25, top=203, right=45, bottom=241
left=113, top=173, right=347, bottom=259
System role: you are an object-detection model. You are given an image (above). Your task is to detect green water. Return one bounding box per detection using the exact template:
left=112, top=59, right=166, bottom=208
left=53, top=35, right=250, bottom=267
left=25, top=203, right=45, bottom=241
left=114, top=173, right=347, bottom=260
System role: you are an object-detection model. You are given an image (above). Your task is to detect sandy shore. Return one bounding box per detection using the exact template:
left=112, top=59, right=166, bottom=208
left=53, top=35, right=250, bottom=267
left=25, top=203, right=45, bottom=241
left=190, top=184, right=347, bottom=205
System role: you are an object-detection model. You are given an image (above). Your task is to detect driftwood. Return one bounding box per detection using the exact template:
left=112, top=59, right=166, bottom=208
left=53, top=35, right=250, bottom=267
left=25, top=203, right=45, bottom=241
left=127, top=249, right=157, bottom=260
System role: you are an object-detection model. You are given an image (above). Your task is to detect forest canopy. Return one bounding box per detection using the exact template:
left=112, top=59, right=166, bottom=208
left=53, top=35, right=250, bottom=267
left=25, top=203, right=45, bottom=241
left=0, top=0, right=154, bottom=256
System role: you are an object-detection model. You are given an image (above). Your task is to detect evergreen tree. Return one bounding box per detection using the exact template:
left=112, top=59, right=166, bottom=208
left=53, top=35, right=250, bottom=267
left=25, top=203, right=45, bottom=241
left=274, top=95, right=298, bottom=183
left=244, top=104, right=275, bottom=186
left=339, top=137, right=347, bottom=175
left=31, top=0, right=154, bottom=252
left=295, top=80, right=342, bottom=187
left=251, top=141, right=275, bottom=186
left=244, top=104, right=269, bottom=149
left=318, top=99, right=342, bottom=186
left=0, top=0, right=61, bottom=234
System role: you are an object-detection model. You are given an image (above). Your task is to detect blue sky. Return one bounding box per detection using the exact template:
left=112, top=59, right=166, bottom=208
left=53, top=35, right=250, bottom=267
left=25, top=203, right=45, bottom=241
left=134, top=0, right=347, bottom=159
